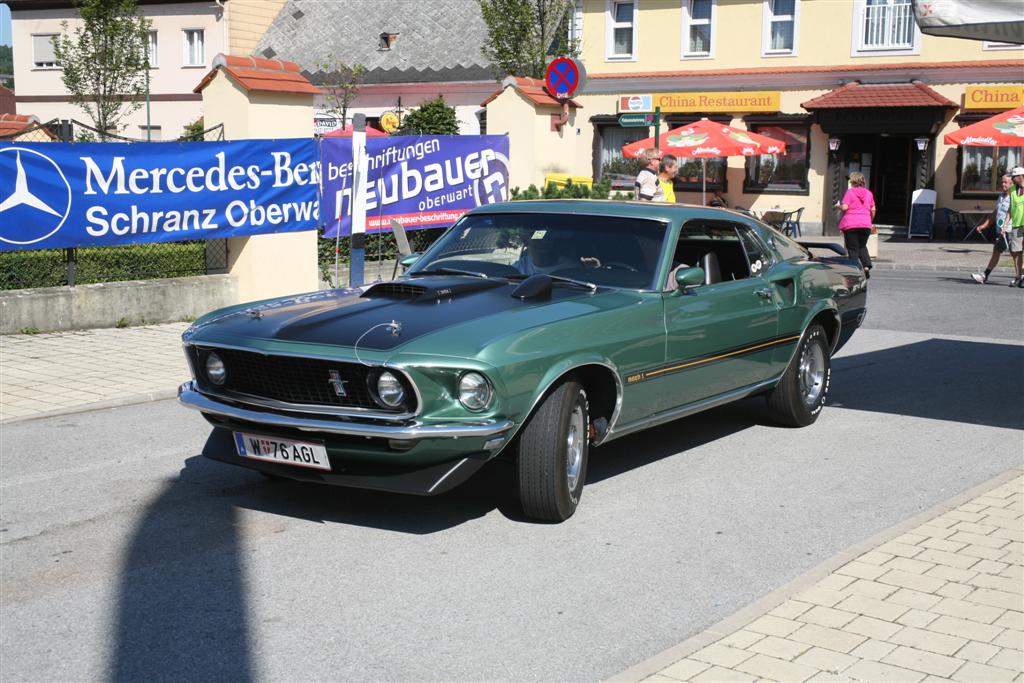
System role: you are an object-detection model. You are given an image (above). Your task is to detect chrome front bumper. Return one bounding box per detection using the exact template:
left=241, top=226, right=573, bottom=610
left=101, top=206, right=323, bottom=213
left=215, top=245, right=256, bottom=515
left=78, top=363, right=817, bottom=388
left=177, top=381, right=514, bottom=441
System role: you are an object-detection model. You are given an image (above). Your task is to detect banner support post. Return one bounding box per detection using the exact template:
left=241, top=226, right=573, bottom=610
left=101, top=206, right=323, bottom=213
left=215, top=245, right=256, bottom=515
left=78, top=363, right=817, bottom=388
left=349, top=113, right=368, bottom=288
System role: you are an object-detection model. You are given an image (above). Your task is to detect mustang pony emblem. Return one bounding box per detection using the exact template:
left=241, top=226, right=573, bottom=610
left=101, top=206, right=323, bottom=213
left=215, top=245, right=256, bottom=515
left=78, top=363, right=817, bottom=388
left=327, top=369, right=348, bottom=397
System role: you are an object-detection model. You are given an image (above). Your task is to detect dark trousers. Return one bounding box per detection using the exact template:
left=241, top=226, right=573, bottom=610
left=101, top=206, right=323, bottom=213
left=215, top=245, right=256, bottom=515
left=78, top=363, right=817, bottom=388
left=843, top=228, right=872, bottom=270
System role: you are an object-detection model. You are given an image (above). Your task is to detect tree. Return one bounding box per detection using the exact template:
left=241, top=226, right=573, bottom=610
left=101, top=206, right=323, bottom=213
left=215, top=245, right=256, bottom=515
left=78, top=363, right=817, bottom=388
left=52, top=0, right=151, bottom=139
left=178, top=117, right=205, bottom=141
left=479, top=0, right=579, bottom=79
left=318, top=61, right=366, bottom=126
left=395, top=96, right=459, bottom=135
left=0, top=46, right=14, bottom=88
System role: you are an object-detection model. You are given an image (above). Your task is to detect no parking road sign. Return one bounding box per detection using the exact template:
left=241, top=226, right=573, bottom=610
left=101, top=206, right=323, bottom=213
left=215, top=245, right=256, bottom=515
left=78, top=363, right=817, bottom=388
left=545, top=57, right=586, bottom=99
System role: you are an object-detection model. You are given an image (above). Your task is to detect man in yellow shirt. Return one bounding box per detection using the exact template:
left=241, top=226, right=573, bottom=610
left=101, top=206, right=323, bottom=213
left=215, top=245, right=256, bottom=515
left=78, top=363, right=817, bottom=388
left=657, top=154, right=678, bottom=203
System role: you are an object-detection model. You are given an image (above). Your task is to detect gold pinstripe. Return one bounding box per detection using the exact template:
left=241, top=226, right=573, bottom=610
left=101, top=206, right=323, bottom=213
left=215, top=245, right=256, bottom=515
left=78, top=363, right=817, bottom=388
left=628, top=334, right=802, bottom=384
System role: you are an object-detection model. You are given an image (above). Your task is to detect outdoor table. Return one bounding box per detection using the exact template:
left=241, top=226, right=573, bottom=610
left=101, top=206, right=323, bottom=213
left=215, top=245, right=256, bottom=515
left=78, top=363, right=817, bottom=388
left=959, top=209, right=991, bottom=241
left=760, top=209, right=787, bottom=227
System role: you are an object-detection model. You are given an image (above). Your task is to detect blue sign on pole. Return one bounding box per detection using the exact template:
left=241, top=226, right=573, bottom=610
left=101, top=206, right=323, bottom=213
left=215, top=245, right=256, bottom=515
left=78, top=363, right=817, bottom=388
left=0, top=139, right=320, bottom=251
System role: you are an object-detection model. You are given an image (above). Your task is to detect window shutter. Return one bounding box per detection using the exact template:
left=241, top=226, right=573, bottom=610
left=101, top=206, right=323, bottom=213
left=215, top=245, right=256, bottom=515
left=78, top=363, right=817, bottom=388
left=33, top=35, right=57, bottom=65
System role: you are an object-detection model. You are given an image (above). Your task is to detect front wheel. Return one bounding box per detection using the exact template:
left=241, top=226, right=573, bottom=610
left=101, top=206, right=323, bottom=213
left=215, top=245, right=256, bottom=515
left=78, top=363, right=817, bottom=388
left=514, top=380, right=589, bottom=522
left=766, top=324, right=831, bottom=427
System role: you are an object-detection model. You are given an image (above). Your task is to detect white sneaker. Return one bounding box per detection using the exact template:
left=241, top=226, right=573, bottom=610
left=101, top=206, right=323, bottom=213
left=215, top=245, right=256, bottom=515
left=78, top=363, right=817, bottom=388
left=971, top=273, right=986, bottom=284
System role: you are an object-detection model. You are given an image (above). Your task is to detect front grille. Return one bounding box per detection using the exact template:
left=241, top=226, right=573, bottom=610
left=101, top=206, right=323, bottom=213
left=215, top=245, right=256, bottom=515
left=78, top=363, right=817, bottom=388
left=192, top=347, right=413, bottom=413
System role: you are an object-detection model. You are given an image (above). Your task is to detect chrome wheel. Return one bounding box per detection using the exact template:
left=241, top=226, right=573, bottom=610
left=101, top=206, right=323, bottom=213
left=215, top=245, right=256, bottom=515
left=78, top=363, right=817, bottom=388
left=565, top=401, right=585, bottom=491
left=798, top=342, right=826, bottom=408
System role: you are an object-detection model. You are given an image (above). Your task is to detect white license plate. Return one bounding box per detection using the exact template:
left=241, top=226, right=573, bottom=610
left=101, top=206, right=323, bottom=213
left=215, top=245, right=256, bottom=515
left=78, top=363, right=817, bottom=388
left=233, top=432, right=331, bottom=471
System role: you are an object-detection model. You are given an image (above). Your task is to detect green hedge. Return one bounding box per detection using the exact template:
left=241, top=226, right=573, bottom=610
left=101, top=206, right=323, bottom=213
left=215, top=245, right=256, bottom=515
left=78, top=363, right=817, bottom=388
left=1, top=241, right=208, bottom=290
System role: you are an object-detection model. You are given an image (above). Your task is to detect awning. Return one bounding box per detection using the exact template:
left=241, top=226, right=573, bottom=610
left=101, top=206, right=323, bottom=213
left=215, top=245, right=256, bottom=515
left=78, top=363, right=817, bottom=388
left=913, top=0, right=1023, bottom=44
left=801, top=81, right=957, bottom=110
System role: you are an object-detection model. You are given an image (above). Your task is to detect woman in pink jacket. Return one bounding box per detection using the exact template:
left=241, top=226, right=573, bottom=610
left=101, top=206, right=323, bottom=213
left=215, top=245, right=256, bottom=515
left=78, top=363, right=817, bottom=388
left=837, top=171, right=875, bottom=278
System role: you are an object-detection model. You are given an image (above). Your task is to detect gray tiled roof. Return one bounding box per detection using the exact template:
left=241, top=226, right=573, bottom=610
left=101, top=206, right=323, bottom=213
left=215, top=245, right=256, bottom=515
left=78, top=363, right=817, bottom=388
left=254, top=0, right=496, bottom=85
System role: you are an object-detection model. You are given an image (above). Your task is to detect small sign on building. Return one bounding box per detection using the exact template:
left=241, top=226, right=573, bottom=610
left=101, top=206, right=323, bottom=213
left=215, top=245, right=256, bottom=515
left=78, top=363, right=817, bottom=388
left=314, top=113, right=344, bottom=135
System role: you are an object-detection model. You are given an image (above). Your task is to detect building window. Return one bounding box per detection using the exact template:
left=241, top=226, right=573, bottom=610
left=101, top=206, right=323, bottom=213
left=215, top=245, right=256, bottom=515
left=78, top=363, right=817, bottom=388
left=762, top=0, right=798, bottom=55
left=147, top=31, right=159, bottom=67
left=139, top=125, right=162, bottom=141
left=593, top=118, right=649, bottom=188
left=606, top=0, right=637, bottom=60
left=742, top=118, right=810, bottom=194
left=568, top=0, right=584, bottom=52
left=854, top=0, right=917, bottom=53
left=183, top=29, right=205, bottom=67
left=682, top=0, right=715, bottom=58
left=983, top=41, right=1021, bottom=50
left=957, top=145, right=1023, bottom=196
left=32, top=34, right=60, bottom=69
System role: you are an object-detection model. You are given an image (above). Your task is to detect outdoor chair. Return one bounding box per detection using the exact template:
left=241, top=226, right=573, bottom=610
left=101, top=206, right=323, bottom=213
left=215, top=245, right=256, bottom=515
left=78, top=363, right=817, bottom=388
left=934, top=208, right=968, bottom=241
left=780, top=208, right=804, bottom=238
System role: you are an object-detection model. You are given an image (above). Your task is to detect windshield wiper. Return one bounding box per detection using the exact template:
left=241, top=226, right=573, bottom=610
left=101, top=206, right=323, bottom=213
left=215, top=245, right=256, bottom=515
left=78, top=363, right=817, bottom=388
left=507, top=273, right=598, bottom=291
left=410, top=267, right=489, bottom=279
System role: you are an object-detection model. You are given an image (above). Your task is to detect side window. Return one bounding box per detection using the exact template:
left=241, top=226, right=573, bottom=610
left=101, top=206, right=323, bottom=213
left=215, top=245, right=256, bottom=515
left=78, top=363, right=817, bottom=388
left=736, top=226, right=772, bottom=277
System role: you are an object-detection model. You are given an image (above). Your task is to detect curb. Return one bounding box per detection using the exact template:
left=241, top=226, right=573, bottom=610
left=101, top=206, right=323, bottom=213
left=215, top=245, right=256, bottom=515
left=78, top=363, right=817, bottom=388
left=874, top=263, right=1016, bottom=274
left=605, top=466, right=1024, bottom=683
left=0, top=388, right=178, bottom=425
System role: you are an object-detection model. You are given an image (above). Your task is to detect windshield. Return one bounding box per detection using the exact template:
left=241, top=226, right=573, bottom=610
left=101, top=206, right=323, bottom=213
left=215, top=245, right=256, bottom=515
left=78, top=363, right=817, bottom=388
left=407, top=212, right=669, bottom=289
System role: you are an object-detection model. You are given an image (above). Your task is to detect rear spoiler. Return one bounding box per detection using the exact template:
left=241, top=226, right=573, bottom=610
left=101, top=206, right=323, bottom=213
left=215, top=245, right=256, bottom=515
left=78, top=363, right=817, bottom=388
left=798, top=241, right=848, bottom=257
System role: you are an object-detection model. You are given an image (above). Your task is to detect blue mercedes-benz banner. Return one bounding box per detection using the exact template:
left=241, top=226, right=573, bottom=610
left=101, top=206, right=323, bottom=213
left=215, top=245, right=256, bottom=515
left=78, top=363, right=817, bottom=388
left=0, top=139, right=320, bottom=251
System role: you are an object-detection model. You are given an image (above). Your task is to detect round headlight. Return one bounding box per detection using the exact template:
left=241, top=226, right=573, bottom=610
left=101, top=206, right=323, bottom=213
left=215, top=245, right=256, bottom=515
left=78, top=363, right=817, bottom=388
left=205, top=352, right=227, bottom=386
left=458, top=372, right=492, bottom=411
left=376, top=371, right=405, bottom=408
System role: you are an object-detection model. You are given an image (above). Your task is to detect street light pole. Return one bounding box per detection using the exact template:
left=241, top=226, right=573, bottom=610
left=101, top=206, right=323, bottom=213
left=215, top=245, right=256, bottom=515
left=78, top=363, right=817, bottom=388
left=145, top=51, right=151, bottom=141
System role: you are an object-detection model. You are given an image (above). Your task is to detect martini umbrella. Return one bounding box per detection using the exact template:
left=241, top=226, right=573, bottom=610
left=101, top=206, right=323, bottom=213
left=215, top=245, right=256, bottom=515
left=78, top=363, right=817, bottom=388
left=944, top=105, right=1024, bottom=147
left=944, top=106, right=1024, bottom=240
left=323, top=124, right=389, bottom=138
left=622, top=118, right=787, bottom=203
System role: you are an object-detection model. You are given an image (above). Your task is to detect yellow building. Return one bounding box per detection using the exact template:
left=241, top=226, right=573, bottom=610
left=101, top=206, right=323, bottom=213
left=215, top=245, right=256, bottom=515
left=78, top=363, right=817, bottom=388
left=485, top=0, right=1024, bottom=236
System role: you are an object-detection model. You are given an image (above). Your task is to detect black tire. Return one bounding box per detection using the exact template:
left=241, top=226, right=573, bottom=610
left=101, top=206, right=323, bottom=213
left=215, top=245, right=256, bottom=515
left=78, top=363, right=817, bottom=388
left=515, top=381, right=589, bottom=522
left=766, top=324, right=831, bottom=427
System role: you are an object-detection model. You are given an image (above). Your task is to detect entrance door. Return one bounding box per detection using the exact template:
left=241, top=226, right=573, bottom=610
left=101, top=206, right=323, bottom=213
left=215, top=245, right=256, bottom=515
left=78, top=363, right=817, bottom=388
left=841, top=135, right=912, bottom=226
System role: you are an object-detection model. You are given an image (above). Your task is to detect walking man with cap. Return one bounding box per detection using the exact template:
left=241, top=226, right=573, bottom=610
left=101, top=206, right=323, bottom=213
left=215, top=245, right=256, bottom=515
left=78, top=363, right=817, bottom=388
left=1008, top=166, right=1024, bottom=288
left=970, top=174, right=1012, bottom=284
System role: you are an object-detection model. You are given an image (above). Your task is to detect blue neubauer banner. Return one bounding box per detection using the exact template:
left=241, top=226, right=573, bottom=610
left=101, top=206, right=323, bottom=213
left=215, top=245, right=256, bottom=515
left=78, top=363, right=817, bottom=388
left=321, top=135, right=509, bottom=237
left=0, top=139, right=319, bottom=251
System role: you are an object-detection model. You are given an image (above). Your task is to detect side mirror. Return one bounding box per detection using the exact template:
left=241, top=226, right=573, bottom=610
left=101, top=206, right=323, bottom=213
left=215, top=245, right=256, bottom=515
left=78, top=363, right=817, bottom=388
left=675, top=266, right=706, bottom=290
left=399, top=253, right=422, bottom=270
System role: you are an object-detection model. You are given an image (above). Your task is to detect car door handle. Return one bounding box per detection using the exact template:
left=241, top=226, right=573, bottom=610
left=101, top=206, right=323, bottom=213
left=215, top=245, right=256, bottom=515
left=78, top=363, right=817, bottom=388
left=754, top=287, right=773, bottom=300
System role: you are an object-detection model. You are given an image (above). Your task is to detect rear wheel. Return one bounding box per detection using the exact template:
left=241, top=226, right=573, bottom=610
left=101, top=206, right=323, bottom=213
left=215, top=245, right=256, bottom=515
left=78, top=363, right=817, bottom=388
left=515, top=381, right=589, bottom=522
left=766, top=324, right=831, bottom=427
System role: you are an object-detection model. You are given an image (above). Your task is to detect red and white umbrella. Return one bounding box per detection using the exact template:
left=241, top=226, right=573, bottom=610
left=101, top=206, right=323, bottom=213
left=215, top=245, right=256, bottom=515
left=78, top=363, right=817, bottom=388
left=944, top=106, right=1024, bottom=147
left=622, top=118, right=787, bottom=202
left=323, top=124, right=389, bottom=138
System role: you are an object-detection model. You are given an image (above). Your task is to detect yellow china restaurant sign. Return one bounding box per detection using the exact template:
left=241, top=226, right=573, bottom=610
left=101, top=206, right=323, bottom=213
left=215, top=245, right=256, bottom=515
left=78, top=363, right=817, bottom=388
left=964, top=86, right=1024, bottom=110
left=618, top=91, right=780, bottom=114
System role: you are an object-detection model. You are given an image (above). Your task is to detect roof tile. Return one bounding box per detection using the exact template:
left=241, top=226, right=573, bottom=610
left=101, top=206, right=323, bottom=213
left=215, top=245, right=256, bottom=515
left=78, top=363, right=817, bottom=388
left=0, top=113, right=54, bottom=138
left=801, top=81, right=957, bottom=109
left=588, top=59, right=1022, bottom=80
left=194, top=54, right=320, bottom=95
left=481, top=76, right=582, bottom=108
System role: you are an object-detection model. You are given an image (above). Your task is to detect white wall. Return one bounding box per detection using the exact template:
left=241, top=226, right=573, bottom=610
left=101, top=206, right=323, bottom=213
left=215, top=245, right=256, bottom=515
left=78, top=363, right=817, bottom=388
left=11, top=2, right=225, bottom=138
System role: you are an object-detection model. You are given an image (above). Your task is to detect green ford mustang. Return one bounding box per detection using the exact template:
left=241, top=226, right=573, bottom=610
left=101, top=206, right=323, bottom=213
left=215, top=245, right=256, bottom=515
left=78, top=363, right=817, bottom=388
left=179, top=200, right=867, bottom=521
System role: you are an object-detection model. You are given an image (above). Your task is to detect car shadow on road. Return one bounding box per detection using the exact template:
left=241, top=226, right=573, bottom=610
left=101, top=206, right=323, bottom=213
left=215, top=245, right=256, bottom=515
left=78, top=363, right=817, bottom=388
left=110, top=460, right=255, bottom=682
left=830, top=337, right=1024, bottom=430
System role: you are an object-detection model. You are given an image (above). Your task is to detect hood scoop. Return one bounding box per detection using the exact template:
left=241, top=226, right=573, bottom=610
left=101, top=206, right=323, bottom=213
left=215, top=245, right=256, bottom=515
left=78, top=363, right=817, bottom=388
left=362, top=277, right=505, bottom=302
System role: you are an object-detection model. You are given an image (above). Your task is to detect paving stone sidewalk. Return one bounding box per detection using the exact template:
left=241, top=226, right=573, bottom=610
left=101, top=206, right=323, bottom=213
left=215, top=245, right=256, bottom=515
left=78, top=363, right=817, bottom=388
left=619, top=473, right=1024, bottom=683
left=0, top=322, right=190, bottom=423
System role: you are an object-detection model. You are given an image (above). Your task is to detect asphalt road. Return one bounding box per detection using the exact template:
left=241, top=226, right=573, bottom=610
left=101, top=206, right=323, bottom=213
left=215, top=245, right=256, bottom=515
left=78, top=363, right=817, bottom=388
left=2, top=270, right=1022, bottom=682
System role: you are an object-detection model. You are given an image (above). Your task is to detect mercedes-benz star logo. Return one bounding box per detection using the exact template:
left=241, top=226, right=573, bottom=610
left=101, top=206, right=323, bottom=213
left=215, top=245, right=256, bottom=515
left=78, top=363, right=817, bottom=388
left=0, top=147, right=73, bottom=246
